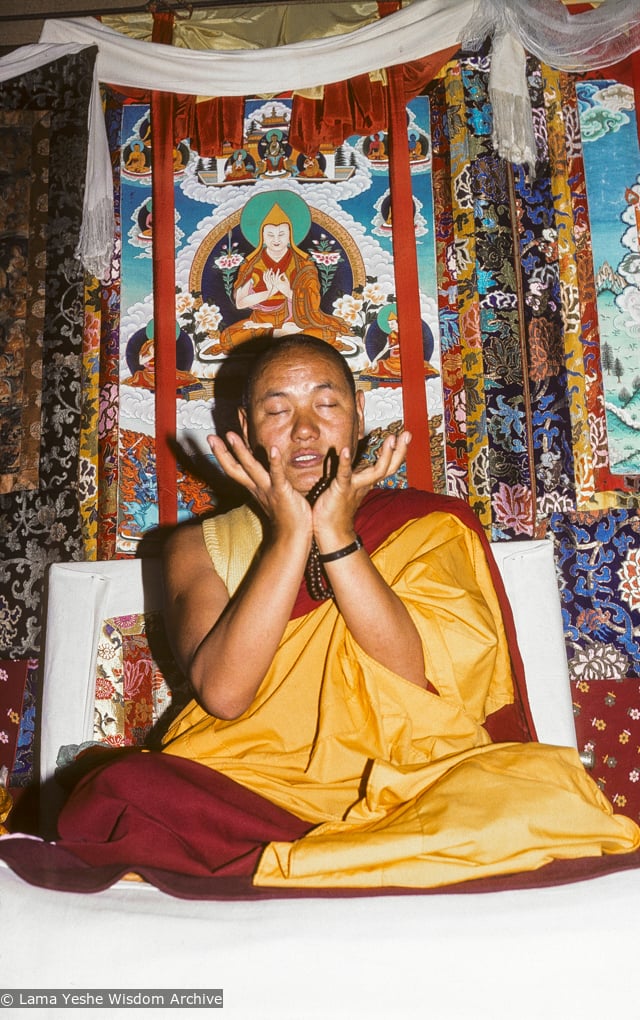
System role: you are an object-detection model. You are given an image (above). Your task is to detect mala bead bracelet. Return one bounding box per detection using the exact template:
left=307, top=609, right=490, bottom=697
left=304, top=473, right=334, bottom=601
left=303, top=467, right=364, bottom=601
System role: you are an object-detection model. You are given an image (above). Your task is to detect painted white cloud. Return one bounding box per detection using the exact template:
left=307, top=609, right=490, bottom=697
left=594, top=82, right=635, bottom=113
left=364, top=386, right=404, bottom=428
left=120, top=384, right=155, bottom=433
left=363, top=378, right=443, bottom=428
left=615, top=284, right=640, bottom=335
left=176, top=398, right=215, bottom=432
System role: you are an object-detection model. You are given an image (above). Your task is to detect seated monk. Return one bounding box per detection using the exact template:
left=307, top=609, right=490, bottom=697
left=1, top=335, right=639, bottom=894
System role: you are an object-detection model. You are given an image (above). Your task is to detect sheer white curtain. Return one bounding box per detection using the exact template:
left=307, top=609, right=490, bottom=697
left=463, top=0, right=640, bottom=71
left=462, top=0, right=640, bottom=172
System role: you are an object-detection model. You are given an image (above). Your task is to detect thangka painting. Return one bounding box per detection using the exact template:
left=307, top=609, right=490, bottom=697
left=577, top=77, right=640, bottom=475
left=116, top=94, right=440, bottom=550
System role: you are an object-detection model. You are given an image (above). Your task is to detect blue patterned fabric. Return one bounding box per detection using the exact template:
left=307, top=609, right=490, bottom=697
left=549, top=509, right=640, bottom=680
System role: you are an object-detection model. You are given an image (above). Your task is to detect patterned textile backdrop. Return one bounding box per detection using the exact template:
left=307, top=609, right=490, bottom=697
left=0, top=49, right=96, bottom=783
left=432, top=51, right=635, bottom=540
left=549, top=508, right=640, bottom=820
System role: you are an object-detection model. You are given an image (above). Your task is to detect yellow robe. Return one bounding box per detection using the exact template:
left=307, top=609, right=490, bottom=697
left=162, top=507, right=640, bottom=888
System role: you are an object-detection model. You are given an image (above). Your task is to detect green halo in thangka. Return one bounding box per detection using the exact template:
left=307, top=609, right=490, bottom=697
left=240, top=190, right=312, bottom=249
left=145, top=319, right=180, bottom=340
left=376, top=302, right=398, bottom=334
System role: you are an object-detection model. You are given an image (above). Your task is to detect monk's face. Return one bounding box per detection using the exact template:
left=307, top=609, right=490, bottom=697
left=240, top=347, right=365, bottom=495
left=262, top=223, right=290, bottom=262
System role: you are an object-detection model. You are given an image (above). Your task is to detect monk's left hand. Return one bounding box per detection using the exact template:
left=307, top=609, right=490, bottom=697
left=312, top=431, right=411, bottom=549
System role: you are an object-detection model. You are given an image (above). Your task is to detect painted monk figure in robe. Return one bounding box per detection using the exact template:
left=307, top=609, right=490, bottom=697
left=2, top=335, right=638, bottom=894
left=218, top=204, right=353, bottom=353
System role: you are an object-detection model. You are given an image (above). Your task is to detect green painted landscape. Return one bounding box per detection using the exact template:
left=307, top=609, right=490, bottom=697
left=578, top=78, right=640, bottom=474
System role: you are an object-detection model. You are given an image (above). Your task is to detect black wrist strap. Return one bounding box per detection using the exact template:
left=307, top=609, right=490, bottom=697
left=318, top=535, right=364, bottom=564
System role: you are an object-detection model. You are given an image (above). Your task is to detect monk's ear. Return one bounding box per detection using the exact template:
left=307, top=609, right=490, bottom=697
left=238, top=406, right=250, bottom=444
left=355, top=389, right=366, bottom=439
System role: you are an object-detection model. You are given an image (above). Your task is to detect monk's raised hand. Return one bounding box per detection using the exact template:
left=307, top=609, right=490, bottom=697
left=261, top=443, right=312, bottom=540
left=311, top=432, right=411, bottom=546
left=207, top=431, right=269, bottom=496
left=208, top=432, right=310, bottom=538
left=354, top=430, right=411, bottom=489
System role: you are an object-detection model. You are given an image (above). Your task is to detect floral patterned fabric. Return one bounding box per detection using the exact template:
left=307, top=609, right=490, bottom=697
left=94, top=611, right=190, bottom=748
left=549, top=506, right=640, bottom=821
left=0, top=110, right=49, bottom=496
left=0, top=659, right=29, bottom=779
left=572, top=678, right=640, bottom=824
left=549, top=508, right=640, bottom=681
left=0, top=51, right=97, bottom=785
left=430, top=52, right=635, bottom=540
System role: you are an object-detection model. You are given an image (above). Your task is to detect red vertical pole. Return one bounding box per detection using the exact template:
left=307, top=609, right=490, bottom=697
left=379, top=2, right=433, bottom=490
left=151, top=12, right=178, bottom=526
left=386, top=64, right=433, bottom=491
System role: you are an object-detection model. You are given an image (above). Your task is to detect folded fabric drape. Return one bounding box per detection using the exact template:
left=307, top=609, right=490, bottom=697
left=463, top=0, right=640, bottom=72
left=39, top=3, right=471, bottom=96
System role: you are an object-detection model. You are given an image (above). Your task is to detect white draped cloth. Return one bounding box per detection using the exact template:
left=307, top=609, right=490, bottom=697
left=0, top=0, right=637, bottom=278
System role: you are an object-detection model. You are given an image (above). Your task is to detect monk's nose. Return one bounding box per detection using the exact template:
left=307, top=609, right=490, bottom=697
left=291, top=410, right=319, bottom=438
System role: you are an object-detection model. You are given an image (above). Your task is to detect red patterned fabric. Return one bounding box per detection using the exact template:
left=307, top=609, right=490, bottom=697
left=572, top=677, right=640, bottom=823
left=0, top=660, right=30, bottom=775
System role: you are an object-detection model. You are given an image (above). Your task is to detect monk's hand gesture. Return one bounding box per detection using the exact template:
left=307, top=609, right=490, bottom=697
left=311, top=431, right=411, bottom=550
left=208, top=432, right=312, bottom=542
left=272, top=272, right=292, bottom=299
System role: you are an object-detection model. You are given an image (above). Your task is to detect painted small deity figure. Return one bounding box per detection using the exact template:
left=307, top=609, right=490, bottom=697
left=298, top=152, right=325, bottom=179
left=364, top=303, right=437, bottom=381
left=625, top=186, right=640, bottom=240
left=408, top=133, right=424, bottom=161
left=258, top=130, right=293, bottom=177
left=225, top=149, right=255, bottom=182
left=138, top=199, right=153, bottom=239
left=123, top=335, right=156, bottom=388
left=367, top=132, right=386, bottom=160
left=123, top=322, right=200, bottom=392
left=125, top=141, right=148, bottom=174
left=173, top=146, right=187, bottom=173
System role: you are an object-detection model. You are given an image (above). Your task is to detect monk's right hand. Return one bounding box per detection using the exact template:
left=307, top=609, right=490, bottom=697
left=208, top=432, right=312, bottom=542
